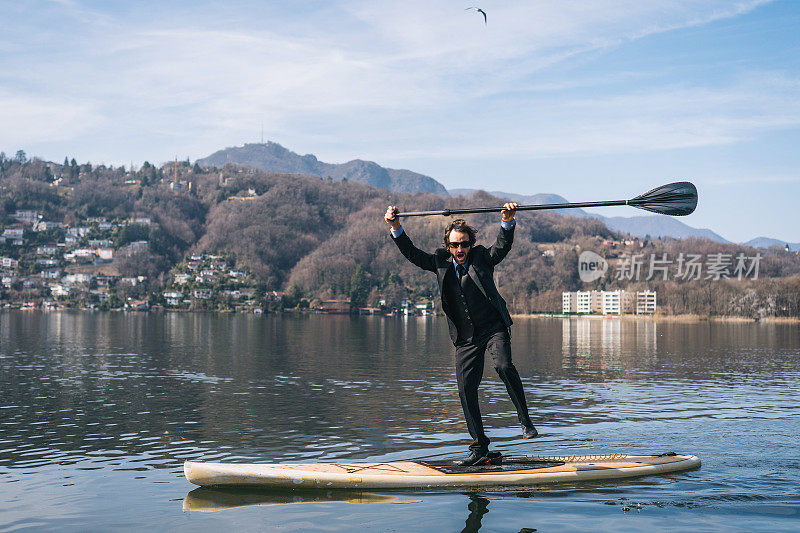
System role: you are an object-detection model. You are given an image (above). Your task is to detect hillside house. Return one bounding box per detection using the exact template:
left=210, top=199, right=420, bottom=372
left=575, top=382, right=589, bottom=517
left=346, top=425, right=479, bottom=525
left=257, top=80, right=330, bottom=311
left=13, top=210, right=39, bottom=223
left=63, top=273, right=93, bottom=285
left=33, top=221, right=64, bottom=232
left=64, top=249, right=95, bottom=263
left=193, top=289, right=213, bottom=300
left=67, top=227, right=90, bottom=238
left=318, top=299, right=350, bottom=313
left=95, top=276, right=116, bottom=288
left=50, top=284, right=71, bottom=297
left=2, top=228, right=24, bottom=245
left=95, top=248, right=114, bottom=262
left=164, top=291, right=183, bottom=305
left=1, top=257, right=19, bottom=269
left=40, top=269, right=61, bottom=279
left=36, top=245, right=58, bottom=255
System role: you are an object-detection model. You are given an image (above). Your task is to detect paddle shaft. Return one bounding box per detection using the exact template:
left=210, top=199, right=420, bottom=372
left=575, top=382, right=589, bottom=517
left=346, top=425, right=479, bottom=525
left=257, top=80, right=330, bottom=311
left=397, top=199, right=631, bottom=217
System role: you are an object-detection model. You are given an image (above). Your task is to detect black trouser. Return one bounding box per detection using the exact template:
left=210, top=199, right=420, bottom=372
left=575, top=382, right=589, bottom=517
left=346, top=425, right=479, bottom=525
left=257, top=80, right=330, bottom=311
left=455, top=327, right=533, bottom=452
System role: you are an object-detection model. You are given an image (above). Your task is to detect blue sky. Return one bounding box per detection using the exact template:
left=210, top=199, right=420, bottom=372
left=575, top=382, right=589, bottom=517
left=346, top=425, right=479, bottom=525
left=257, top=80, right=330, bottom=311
left=2, top=0, right=799, bottom=242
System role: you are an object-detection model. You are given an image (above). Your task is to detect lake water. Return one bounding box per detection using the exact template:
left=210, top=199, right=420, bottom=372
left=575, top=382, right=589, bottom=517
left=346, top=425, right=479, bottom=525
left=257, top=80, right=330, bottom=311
left=1, top=311, right=798, bottom=531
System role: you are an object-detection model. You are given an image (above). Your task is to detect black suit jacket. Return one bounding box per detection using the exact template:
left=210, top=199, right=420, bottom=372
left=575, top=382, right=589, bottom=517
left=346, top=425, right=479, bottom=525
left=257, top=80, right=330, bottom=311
left=392, top=225, right=514, bottom=344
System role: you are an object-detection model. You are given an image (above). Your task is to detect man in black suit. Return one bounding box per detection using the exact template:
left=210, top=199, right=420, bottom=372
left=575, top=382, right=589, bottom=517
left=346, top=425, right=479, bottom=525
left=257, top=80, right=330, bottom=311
left=385, top=204, right=537, bottom=466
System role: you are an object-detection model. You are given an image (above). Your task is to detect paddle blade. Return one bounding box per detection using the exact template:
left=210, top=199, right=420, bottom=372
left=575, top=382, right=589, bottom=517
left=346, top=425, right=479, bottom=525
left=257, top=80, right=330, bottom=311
left=629, top=181, right=697, bottom=216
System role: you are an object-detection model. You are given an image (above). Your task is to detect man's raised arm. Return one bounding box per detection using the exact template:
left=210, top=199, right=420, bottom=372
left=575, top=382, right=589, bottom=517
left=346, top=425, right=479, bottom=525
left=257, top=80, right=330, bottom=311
left=385, top=205, right=436, bottom=272
left=488, top=202, right=518, bottom=265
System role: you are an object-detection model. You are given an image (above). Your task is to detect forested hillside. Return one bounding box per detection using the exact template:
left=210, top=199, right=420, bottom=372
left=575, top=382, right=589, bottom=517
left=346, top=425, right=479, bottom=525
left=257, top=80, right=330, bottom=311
left=2, top=151, right=799, bottom=317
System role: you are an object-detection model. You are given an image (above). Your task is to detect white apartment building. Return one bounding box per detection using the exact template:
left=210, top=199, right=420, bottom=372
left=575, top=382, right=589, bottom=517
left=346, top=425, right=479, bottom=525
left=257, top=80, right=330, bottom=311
left=563, top=290, right=656, bottom=315
left=602, top=290, right=622, bottom=315
left=637, top=290, right=657, bottom=314
left=576, top=291, right=590, bottom=313
left=562, top=292, right=577, bottom=313
left=576, top=291, right=603, bottom=314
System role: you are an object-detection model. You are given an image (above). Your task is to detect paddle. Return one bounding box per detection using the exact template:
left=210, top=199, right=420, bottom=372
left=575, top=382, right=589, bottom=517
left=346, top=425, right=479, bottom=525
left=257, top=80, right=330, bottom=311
left=395, top=181, right=698, bottom=218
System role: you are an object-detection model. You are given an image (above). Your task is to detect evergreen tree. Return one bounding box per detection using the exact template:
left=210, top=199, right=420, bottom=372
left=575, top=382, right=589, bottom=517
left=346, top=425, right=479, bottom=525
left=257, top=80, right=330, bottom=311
left=349, top=264, right=371, bottom=311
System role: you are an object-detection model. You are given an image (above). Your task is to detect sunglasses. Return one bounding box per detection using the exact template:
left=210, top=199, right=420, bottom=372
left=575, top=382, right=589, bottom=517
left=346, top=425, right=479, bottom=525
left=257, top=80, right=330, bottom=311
left=448, top=241, right=471, bottom=249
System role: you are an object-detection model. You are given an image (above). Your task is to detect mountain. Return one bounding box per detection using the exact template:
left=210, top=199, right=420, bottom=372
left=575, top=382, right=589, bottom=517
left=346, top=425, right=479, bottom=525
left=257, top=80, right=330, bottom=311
left=601, top=215, right=728, bottom=242
left=448, top=188, right=728, bottom=242
left=449, top=189, right=568, bottom=205
left=197, top=142, right=449, bottom=196
left=744, top=237, right=800, bottom=251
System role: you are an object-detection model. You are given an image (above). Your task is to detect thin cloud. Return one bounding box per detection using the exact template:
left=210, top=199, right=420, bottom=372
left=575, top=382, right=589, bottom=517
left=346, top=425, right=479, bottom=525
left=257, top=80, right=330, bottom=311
left=0, top=90, right=96, bottom=147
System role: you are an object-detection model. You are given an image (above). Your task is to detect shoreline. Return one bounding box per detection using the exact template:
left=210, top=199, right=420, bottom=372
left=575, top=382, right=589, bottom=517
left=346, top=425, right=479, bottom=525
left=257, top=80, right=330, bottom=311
left=511, top=313, right=800, bottom=324
left=3, top=307, right=798, bottom=323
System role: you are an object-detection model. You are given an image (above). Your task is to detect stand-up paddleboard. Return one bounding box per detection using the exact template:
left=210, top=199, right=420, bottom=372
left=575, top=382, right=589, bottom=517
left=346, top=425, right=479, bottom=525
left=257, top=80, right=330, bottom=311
left=184, top=452, right=700, bottom=490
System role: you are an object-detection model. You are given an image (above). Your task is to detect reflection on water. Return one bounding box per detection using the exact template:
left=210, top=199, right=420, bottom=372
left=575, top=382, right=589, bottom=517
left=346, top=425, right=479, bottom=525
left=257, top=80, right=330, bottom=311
left=561, top=317, right=658, bottom=367
left=182, top=488, right=521, bottom=533
left=462, top=495, right=490, bottom=533
left=1, top=311, right=799, bottom=531
left=183, top=487, right=403, bottom=512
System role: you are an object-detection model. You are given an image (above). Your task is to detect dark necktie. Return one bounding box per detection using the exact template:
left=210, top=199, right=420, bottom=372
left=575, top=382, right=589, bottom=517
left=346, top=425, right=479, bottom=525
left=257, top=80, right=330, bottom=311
left=457, top=264, right=469, bottom=289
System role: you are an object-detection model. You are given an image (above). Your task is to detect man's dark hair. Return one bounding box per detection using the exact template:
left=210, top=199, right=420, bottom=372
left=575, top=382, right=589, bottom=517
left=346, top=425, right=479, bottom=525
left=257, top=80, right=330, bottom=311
left=443, top=219, right=477, bottom=249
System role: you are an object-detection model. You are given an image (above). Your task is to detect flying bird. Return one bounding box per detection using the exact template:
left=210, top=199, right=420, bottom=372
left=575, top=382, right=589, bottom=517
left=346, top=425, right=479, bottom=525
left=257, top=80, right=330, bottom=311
left=465, top=7, right=487, bottom=25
